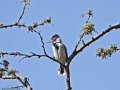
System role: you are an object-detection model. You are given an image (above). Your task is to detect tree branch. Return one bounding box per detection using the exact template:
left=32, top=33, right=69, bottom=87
left=73, top=33, right=84, bottom=53
left=1, top=75, right=32, bottom=90
left=68, top=22, right=120, bottom=64
left=17, top=4, right=27, bottom=22
left=0, top=23, right=26, bottom=29
left=0, top=51, right=64, bottom=66
left=65, top=66, right=72, bottom=90
left=0, top=0, right=29, bottom=29
left=33, top=30, right=47, bottom=55
left=17, top=0, right=30, bottom=22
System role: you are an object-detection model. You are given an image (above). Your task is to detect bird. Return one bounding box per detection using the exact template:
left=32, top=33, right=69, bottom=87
left=50, top=34, right=68, bottom=75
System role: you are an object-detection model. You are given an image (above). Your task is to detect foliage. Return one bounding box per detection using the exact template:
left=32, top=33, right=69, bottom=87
left=82, top=22, right=95, bottom=35
left=96, top=44, right=120, bottom=59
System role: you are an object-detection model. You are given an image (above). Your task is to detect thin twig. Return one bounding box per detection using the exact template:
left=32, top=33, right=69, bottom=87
left=0, top=23, right=26, bottom=29
left=0, top=51, right=64, bottom=66
left=0, top=0, right=28, bottom=29
left=33, top=30, right=47, bottom=55
left=17, top=5, right=27, bottom=22
left=17, top=0, right=30, bottom=22
left=73, top=33, right=84, bottom=53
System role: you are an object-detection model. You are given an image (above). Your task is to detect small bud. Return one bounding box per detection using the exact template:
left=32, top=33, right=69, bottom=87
left=3, top=60, right=9, bottom=69
left=40, top=16, right=51, bottom=25
left=28, top=26, right=33, bottom=31
left=32, top=22, right=38, bottom=28
left=23, top=0, right=30, bottom=5
left=86, top=10, right=93, bottom=16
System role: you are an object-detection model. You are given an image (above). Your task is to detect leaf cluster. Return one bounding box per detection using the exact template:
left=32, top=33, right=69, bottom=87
left=82, top=22, right=95, bottom=35
left=96, top=44, right=120, bottom=59
left=28, top=16, right=51, bottom=31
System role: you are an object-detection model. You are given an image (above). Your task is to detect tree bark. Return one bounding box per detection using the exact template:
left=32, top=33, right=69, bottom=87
left=65, top=66, right=72, bottom=90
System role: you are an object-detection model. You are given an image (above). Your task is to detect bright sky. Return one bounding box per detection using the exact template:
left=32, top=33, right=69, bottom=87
left=0, top=0, right=120, bottom=90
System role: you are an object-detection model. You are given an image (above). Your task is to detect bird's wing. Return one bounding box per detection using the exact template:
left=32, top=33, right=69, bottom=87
left=58, top=43, right=68, bottom=62
left=63, top=44, right=68, bottom=62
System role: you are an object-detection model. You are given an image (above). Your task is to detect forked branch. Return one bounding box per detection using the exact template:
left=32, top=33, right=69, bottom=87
left=1, top=75, right=32, bottom=90
left=0, top=51, right=64, bottom=66
left=68, top=22, right=120, bottom=65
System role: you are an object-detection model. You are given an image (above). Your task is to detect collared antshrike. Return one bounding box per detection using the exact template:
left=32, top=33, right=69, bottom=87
left=50, top=34, right=68, bottom=75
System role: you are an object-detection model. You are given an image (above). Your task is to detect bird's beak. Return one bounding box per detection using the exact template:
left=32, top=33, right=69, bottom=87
left=47, top=40, right=52, bottom=43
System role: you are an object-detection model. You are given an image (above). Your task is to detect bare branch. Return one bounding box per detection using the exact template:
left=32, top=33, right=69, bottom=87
left=86, top=10, right=93, bottom=23
left=0, top=0, right=29, bottom=30
left=0, top=51, right=33, bottom=58
left=0, top=51, right=64, bottom=66
left=80, top=9, right=93, bottom=23
left=17, top=0, right=30, bottom=22
left=17, top=5, right=27, bottom=22
left=0, top=22, right=26, bottom=29
left=73, top=33, right=84, bottom=53
left=68, top=22, right=120, bottom=64
left=33, top=30, right=47, bottom=55
left=1, top=75, right=32, bottom=90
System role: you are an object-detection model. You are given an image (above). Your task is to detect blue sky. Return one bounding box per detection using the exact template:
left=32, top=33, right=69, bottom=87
left=0, top=0, right=120, bottom=90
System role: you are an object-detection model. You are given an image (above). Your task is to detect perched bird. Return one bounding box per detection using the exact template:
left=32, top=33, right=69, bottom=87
left=50, top=34, right=68, bottom=75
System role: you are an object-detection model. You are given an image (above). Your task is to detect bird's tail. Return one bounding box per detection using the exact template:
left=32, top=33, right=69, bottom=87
left=58, top=64, right=65, bottom=76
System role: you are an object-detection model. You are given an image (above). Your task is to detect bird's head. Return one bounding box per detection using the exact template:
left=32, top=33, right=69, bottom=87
left=48, top=34, right=62, bottom=44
